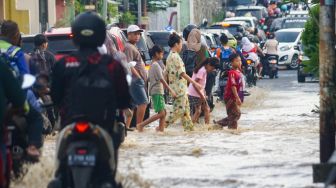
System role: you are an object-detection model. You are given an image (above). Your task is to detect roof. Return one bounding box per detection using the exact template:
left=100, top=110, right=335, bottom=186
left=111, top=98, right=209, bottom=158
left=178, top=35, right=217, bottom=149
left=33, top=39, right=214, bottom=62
left=212, top=21, right=246, bottom=27
left=225, top=17, right=257, bottom=21
left=236, top=6, right=266, bottom=10
left=275, top=28, right=304, bottom=33
left=45, top=27, right=72, bottom=35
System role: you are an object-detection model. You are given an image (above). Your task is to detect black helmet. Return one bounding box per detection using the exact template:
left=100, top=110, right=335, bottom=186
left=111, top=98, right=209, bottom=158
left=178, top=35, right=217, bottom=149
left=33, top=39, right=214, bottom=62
left=71, top=12, right=106, bottom=48
left=183, top=24, right=198, bottom=41
left=234, top=32, right=243, bottom=41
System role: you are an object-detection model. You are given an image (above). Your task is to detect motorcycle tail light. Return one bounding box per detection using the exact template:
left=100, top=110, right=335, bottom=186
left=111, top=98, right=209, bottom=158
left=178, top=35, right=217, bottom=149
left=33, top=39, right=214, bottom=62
left=247, top=60, right=252, bottom=65
left=75, top=122, right=90, bottom=133
left=77, top=148, right=88, bottom=155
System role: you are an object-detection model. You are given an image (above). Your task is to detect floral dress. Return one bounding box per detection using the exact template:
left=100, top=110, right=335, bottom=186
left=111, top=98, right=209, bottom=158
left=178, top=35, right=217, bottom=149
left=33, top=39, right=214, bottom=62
left=165, top=52, right=193, bottom=131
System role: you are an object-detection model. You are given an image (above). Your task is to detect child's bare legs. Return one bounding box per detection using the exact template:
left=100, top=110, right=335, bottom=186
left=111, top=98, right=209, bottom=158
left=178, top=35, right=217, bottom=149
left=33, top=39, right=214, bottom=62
left=137, top=110, right=166, bottom=132
left=157, top=110, right=167, bottom=132
left=192, top=105, right=202, bottom=124
left=124, top=109, right=133, bottom=129
left=202, top=102, right=210, bottom=124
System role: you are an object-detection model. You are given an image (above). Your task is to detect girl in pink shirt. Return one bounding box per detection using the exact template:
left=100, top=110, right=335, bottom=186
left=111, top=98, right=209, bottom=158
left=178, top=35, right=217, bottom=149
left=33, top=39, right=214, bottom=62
left=188, top=57, right=220, bottom=124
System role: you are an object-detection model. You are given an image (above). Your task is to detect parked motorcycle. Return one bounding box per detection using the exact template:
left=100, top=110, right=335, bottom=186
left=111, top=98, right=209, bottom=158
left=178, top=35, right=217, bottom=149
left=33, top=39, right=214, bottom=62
left=48, top=118, right=125, bottom=188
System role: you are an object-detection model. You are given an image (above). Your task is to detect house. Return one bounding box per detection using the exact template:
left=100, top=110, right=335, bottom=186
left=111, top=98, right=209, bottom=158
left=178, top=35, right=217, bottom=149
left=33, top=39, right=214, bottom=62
left=0, top=0, right=57, bottom=34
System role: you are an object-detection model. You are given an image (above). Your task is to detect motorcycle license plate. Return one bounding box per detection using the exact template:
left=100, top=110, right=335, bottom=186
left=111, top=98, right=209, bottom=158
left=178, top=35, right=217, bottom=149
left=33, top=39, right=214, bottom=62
left=68, top=154, right=96, bottom=166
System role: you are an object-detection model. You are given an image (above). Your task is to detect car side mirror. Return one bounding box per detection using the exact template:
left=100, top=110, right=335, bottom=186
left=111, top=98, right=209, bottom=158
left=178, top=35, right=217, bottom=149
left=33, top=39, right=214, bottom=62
left=294, top=45, right=300, bottom=51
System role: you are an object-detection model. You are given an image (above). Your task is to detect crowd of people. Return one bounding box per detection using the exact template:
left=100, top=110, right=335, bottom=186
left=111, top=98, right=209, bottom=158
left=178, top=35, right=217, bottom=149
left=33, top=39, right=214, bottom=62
left=0, top=9, right=282, bottom=186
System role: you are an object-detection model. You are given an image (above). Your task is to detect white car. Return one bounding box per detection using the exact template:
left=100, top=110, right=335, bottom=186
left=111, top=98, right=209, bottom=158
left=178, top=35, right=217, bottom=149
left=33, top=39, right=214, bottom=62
left=275, top=28, right=303, bottom=69
left=224, top=17, right=259, bottom=31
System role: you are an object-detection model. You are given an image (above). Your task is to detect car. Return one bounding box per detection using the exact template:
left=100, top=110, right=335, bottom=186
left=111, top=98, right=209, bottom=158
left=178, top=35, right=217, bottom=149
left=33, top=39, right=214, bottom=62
left=22, top=27, right=124, bottom=61
left=235, top=6, right=268, bottom=22
left=275, top=28, right=303, bottom=69
left=297, top=43, right=314, bottom=83
left=281, top=17, right=308, bottom=29
left=201, top=28, right=237, bottom=49
left=208, top=22, right=247, bottom=37
left=148, top=31, right=173, bottom=62
left=288, top=10, right=309, bottom=18
left=224, top=17, right=259, bottom=31
left=226, top=0, right=257, bottom=11
left=269, top=17, right=285, bottom=32
left=201, top=32, right=219, bottom=53
left=107, top=26, right=128, bottom=52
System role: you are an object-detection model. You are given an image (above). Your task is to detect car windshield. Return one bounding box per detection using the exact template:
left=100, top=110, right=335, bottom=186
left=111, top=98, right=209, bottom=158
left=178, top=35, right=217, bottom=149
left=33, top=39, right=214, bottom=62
left=275, top=31, right=300, bottom=43
left=227, top=0, right=254, bottom=6
left=47, top=35, right=77, bottom=54
left=282, top=19, right=307, bottom=29
left=208, top=25, right=243, bottom=36
left=236, top=10, right=262, bottom=20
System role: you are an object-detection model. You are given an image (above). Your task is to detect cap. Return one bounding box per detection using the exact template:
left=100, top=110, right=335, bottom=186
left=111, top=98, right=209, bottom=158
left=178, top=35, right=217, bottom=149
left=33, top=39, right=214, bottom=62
left=127, top=25, right=143, bottom=33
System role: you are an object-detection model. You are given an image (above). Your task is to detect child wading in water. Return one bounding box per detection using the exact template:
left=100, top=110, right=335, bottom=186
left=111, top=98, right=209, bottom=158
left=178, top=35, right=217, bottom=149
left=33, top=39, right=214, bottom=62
left=137, top=45, right=176, bottom=132
left=165, top=33, right=203, bottom=131
left=188, top=57, right=220, bottom=124
left=215, top=53, right=244, bottom=129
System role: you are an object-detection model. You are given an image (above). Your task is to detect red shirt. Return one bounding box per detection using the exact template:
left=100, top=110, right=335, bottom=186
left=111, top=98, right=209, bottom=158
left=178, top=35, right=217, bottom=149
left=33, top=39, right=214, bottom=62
left=224, top=69, right=244, bottom=101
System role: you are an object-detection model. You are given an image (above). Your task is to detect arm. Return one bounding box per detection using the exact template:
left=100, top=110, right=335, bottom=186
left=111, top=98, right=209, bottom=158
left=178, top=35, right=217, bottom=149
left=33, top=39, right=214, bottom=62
left=124, top=45, right=142, bottom=79
left=231, top=86, right=242, bottom=105
left=160, top=79, right=176, bottom=98
left=193, top=78, right=205, bottom=100
left=15, top=50, right=30, bottom=74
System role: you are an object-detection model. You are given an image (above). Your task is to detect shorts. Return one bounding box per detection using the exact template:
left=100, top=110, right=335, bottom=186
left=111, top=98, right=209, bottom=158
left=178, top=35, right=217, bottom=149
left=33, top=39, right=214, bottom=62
left=130, top=77, right=149, bottom=106
left=188, top=95, right=202, bottom=107
left=151, top=94, right=165, bottom=113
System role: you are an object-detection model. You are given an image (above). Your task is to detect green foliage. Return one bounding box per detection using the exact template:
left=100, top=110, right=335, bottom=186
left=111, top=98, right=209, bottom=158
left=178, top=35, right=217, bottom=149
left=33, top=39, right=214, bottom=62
left=119, top=11, right=136, bottom=26
left=212, top=11, right=225, bottom=24
left=301, top=4, right=319, bottom=76
left=75, top=0, right=85, bottom=14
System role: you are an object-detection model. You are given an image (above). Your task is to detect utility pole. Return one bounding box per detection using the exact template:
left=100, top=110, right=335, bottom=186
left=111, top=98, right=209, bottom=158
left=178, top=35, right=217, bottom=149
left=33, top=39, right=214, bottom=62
left=319, top=0, right=336, bottom=163
left=138, top=0, right=142, bottom=25
left=102, top=0, right=108, bottom=21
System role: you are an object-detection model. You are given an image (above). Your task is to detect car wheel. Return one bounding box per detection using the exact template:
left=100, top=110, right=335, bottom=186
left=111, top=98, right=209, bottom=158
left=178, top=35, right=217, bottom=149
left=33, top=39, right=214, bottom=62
left=289, top=55, right=299, bottom=70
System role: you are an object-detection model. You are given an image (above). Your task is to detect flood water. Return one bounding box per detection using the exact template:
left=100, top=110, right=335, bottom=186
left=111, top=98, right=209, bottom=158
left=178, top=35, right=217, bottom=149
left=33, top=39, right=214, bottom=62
left=13, top=70, right=322, bottom=188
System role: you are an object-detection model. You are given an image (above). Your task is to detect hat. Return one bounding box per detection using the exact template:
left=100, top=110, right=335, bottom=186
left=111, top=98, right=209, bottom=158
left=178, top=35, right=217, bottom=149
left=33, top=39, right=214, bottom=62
left=127, top=25, right=143, bottom=33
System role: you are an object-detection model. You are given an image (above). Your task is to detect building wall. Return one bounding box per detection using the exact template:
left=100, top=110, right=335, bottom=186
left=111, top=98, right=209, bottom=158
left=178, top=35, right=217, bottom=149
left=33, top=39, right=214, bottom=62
left=56, top=0, right=66, bottom=21
left=4, top=0, right=30, bottom=34
left=148, top=7, right=178, bottom=31
left=179, top=0, right=223, bottom=31
left=0, top=0, right=4, bottom=20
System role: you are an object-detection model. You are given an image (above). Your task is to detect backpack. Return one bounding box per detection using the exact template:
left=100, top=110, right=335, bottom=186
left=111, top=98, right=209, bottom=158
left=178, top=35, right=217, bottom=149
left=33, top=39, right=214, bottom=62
left=218, top=46, right=234, bottom=63
left=68, top=54, right=117, bottom=126
left=182, top=49, right=198, bottom=76
left=0, top=46, right=20, bottom=78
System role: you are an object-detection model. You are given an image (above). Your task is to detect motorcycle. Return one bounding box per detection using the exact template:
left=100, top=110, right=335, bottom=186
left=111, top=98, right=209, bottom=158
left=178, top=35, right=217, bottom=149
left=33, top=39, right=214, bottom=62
left=267, top=55, right=278, bottom=79
left=262, top=55, right=278, bottom=79
left=215, top=61, right=231, bottom=102
left=245, top=59, right=258, bottom=87
left=48, top=118, right=125, bottom=188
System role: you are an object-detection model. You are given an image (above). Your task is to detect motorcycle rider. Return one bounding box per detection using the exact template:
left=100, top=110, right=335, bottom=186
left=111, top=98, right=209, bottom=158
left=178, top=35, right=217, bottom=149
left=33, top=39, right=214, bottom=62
left=0, top=61, right=26, bottom=187
left=51, top=11, right=131, bottom=185
left=0, top=20, right=43, bottom=158
left=263, top=33, right=279, bottom=78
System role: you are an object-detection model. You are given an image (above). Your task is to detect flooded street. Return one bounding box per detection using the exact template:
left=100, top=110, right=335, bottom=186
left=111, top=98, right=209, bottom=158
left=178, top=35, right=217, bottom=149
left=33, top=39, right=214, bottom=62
left=14, top=70, right=321, bottom=188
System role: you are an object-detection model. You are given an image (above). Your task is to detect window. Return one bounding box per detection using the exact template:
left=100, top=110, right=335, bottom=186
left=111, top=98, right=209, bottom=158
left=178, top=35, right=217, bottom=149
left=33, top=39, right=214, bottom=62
left=275, top=31, right=300, bottom=43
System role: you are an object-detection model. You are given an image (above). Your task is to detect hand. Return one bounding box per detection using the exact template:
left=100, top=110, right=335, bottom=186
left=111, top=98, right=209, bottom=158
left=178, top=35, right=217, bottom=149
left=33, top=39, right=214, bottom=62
left=236, top=98, right=242, bottom=106
left=171, top=91, right=177, bottom=99
left=200, top=94, right=206, bottom=102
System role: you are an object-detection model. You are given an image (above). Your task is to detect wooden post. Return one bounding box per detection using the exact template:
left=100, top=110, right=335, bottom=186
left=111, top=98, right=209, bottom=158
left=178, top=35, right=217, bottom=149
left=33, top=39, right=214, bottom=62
left=319, top=0, right=336, bottom=163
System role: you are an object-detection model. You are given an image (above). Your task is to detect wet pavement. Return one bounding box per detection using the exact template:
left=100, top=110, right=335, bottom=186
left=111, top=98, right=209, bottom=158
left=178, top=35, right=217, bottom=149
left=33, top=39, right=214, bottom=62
left=14, top=70, right=322, bottom=188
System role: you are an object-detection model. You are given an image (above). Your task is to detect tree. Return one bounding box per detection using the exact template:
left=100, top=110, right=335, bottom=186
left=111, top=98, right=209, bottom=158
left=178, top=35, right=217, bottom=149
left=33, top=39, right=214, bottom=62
left=301, top=4, right=319, bottom=76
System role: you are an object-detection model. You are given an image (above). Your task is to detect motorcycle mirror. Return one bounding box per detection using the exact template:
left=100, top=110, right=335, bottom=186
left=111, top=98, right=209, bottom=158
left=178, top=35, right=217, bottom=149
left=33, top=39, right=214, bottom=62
left=21, top=74, right=36, bottom=89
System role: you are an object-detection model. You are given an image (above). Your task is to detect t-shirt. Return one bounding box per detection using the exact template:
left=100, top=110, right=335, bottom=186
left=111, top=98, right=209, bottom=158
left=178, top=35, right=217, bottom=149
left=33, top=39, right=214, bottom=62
left=264, top=39, right=278, bottom=55
left=188, top=67, right=207, bottom=98
left=224, top=69, right=244, bottom=101
left=124, top=42, right=148, bottom=81
left=166, top=52, right=188, bottom=97
left=149, top=62, right=164, bottom=95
